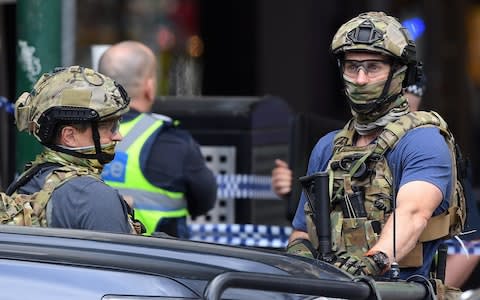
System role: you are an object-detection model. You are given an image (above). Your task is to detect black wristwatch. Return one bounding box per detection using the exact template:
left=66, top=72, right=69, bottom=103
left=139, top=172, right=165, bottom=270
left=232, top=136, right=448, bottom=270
left=369, top=251, right=390, bottom=271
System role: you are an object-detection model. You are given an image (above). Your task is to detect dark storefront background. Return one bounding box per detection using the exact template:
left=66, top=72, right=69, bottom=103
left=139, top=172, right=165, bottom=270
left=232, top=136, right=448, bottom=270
left=2, top=0, right=480, bottom=290
left=1, top=0, right=480, bottom=186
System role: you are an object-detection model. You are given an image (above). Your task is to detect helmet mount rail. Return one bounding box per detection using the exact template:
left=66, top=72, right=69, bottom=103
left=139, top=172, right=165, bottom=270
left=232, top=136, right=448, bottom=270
left=347, top=20, right=383, bottom=45
left=37, top=106, right=100, bottom=144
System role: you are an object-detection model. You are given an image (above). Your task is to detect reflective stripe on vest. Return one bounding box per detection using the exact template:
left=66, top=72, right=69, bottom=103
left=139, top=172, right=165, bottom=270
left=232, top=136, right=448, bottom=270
left=102, top=114, right=187, bottom=235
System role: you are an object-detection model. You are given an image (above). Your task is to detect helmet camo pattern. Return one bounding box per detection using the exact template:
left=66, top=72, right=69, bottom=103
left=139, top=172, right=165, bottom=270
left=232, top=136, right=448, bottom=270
left=15, top=65, right=130, bottom=144
left=331, top=11, right=417, bottom=64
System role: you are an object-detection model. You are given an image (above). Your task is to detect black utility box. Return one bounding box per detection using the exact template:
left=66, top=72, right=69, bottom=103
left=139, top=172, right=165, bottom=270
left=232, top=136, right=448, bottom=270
left=152, top=95, right=292, bottom=225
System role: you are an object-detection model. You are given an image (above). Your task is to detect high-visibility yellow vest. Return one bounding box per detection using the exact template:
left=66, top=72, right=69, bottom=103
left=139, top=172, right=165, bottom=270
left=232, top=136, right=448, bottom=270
left=103, top=114, right=188, bottom=235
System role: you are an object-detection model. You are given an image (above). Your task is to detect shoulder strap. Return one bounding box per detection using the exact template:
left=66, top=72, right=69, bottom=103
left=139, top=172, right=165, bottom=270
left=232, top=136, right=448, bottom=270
left=44, top=166, right=98, bottom=224
left=333, top=119, right=356, bottom=149
left=45, top=166, right=95, bottom=189
left=373, top=111, right=465, bottom=241
left=2, top=166, right=96, bottom=226
left=6, top=162, right=62, bottom=196
left=375, top=111, right=444, bottom=156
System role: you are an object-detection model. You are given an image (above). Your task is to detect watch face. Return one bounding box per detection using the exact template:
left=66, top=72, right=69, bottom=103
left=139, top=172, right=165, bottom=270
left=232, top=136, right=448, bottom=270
left=373, top=251, right=389, bottom=270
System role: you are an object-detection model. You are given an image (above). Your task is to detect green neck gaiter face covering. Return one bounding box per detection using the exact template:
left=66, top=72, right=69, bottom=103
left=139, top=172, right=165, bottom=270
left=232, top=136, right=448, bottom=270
left=39, top=142, right=117, bottom=173
left=343, top=66, right=407, bottom=124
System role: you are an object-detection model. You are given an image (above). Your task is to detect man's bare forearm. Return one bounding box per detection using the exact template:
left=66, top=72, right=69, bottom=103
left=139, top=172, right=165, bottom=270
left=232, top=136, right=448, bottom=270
left=369, top=209, right=428, bottom=264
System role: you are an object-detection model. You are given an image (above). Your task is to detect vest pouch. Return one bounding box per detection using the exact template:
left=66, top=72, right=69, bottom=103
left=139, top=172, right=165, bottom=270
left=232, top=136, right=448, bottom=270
left=330, top=211, right=344, bottom=252
left=365, top=219, right=381, bottom=248
left=398, top=242, right=423, bottom=267
left=304, top=202, right=320, bottom=250
left=430, top=278, right=462, bottom=300
left=342, top=217, right=379, bottom=257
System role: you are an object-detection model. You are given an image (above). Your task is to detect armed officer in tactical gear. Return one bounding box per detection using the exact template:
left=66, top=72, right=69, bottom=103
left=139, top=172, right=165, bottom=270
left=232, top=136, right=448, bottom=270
left=287, top=12, right=455, bottom=279
left=7, top=66, right=134, bottom=233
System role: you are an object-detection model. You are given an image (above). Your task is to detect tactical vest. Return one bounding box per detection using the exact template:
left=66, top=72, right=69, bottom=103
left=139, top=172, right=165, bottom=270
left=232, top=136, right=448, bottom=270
left=306, top=111, right=466, bottom=267
left=1, top=165, right=94, bottom=226
left=102, top=114, right=188, bottom=235
left=0, top=163, right=138, bottom=234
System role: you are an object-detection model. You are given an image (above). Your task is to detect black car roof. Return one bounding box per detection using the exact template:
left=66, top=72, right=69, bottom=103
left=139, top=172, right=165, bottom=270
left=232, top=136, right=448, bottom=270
left=0, top=225, right=348, bottom=281
left=0, top=226, right=436, bottom=299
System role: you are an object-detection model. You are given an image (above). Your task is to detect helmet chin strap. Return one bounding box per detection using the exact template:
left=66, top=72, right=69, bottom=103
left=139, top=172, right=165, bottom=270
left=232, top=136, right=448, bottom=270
left=348, top=66, right=400, bottom=115
left=44, top=122, right=114, bottom=164
left=90, top=122, right=114, bottom=164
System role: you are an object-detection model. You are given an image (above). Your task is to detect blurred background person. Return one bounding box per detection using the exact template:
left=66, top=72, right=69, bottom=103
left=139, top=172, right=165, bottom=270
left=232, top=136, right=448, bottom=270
left=98, top=41, right=217, bottom=238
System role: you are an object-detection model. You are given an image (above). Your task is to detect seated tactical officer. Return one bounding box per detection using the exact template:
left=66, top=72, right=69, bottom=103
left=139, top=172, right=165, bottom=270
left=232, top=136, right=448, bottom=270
left=287, top=12, right=462, bottom=280
left=4, top=66, right=136, bottom=234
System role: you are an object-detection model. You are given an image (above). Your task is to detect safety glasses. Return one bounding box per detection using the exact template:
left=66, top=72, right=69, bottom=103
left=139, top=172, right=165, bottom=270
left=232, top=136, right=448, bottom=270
left=98, top=119, right=121, bottom=134
left=342, top=59, right=390, bottom=78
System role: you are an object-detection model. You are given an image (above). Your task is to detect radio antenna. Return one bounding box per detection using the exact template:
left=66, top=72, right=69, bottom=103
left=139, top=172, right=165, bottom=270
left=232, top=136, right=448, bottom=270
left=390, top=165, right=400, bottom=280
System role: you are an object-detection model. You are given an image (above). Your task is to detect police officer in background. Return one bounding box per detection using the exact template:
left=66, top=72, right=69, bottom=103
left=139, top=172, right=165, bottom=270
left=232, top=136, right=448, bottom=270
left=287, top=12, right=455, bottom=279
left=98, top=41, right=217, bottom=238
left=6, top=66, right=134, bottom=233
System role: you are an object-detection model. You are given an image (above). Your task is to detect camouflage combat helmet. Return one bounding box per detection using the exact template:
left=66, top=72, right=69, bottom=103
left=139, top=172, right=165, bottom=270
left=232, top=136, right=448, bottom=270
left=15, top=65, right=130, bottom=163
left=15, top=65, right=129, bottom=144
left=331, top=11, right=420, bottom=87
left=331, top=12, right=416, bottom=64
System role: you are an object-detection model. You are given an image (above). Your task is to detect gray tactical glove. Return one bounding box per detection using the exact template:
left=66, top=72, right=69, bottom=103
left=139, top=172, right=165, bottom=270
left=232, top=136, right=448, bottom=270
left=286, top=239, right=318, bottom=259
left=333, top=251, right=389, bottom=276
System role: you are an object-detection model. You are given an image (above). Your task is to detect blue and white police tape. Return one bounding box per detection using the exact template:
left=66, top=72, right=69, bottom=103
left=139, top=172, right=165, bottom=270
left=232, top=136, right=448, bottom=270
left=445, top=239, right=480, bottom=255
left=0, top=96, right=14, bottom=114
left=189, top=223, right=480, bottom=255
left=189, top=223, right=292, bottom=248
left=216, top=174, right=279, bottom=199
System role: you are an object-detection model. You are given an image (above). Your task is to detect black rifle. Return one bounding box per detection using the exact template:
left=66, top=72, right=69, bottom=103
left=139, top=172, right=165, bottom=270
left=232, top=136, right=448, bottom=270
left=299, top=172, right=334, bottom=261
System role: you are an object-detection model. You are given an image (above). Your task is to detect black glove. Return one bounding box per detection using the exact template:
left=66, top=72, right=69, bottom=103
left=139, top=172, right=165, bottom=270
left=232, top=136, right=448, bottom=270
left=133, top=219, right=146, bottom=234
left=333, top=253, right=386, bottom=276
left=286, top=239, right=318, bottom=259
left=334, top=254, right=367, bottom=276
